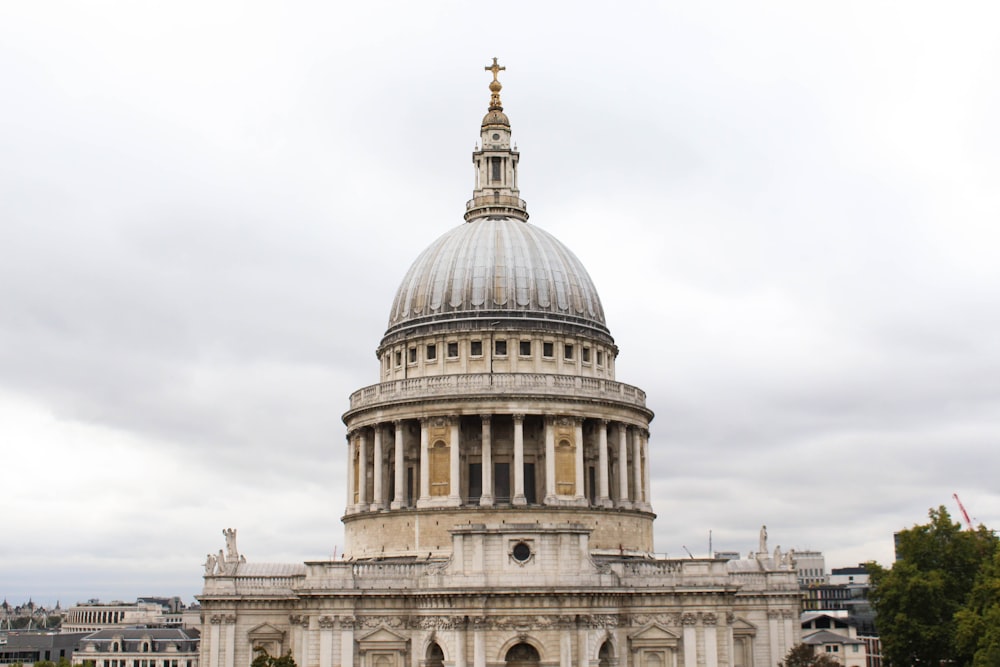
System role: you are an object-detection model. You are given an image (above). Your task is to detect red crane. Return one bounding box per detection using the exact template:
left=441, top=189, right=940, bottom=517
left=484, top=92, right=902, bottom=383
left=953, top=493, right=974, bottom=530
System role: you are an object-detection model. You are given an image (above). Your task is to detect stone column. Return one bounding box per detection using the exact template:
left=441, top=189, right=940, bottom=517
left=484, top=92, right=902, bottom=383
left=392, top=420, right=405, bottom=509
left=371, top=425, right=383, bottom=510
left=318, top=618, right=334, bottom=667
left=419, top=418, right=430, bottom=505
left=574, top=418, right=585, bottom=502
left=782, top=611, right=796, bottom=661
left=560, top=627, right=572, bottom=667
left=704, top=615, right=719, bottom=667
left=513, top=414, right=526, bottom=505
left=449, top=416, right=461, bottom=504
left=341, top=624, right=355, bottom=667
left=357, top=430, right=368, bottom=510
left=642, top=430, right=652, bottom=509
left=480, top=415, right=493, bottom=506
left=632, top=427, right=642, bottom=504
left=223, top=616, right=236, bottom=667
left=208, top=616, right=220, bottom=667
left=768, top=611, right=780, bottom=667
left=346, top=435, right=356, bottom=512
left=545, top=416, right=557, bottom=503
left=577, top=624, right=589, bottom=667
left=683, top=621, right=697, bottom=667
left=617, top=424, right=629, bottom=506
left=473, top=620, right=486, bottom=667
left=454, top=624, right=467, bottom=667
left=597, top=419, right=611, bottom=506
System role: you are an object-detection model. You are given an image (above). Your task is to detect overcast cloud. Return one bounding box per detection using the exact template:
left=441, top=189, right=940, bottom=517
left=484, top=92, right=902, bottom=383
left=1, top=1, right=999, bottom=607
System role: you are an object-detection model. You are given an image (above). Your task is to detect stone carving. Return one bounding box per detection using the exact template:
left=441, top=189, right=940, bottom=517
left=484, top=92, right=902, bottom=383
left=224, top=528, right=239, bottom=560
left=204, top=553, right=217, bottom=575
left=416, top=616, right=464, bottom=630
left=318, top=616, right=336, bottom=629
left=759, top=525, right=768, bottom=554
left=773, top=545, right=782, bottom=563
left=580, top=614, right=620, bottom=629
left=681, top=613, right=698, bottom=626
left=726, top=612, right=736, bottom=625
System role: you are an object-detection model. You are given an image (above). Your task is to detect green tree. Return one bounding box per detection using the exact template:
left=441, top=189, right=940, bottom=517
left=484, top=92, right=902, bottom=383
left=868, top=506, right=998, bottom=667
left=251, top=647, right=297, bottom=667
left=955, top=545, right=1000, bottom=667
left=779, top=643, right=841, bottom=667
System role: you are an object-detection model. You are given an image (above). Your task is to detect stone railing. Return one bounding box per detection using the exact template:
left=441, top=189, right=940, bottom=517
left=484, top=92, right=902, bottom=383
left=465, top=194, right=527, bottom=211
left=348, top=373, right=647, bottom=411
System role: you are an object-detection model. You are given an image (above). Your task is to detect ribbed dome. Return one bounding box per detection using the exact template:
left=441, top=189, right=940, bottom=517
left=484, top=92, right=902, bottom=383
left=386, top=217, right=607, bottom=335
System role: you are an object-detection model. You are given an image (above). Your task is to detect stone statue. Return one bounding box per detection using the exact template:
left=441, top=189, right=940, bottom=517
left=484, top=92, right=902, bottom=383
left=774, top=545, right=782, bottom=563
left=759, top=525, right=768, bottom=554
left=204, top=553, right=217, bottom=575
left=224, top=528, right=239, bottom=562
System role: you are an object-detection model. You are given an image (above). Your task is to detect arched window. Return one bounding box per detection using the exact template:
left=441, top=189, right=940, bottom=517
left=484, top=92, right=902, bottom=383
left=505, top=643, right=540, bottom=667
left=426, top=642, right=444, bottom=667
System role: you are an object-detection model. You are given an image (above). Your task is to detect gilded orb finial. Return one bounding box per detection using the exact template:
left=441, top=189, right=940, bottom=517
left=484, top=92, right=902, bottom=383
left=485, top=57, right=505, bottom=110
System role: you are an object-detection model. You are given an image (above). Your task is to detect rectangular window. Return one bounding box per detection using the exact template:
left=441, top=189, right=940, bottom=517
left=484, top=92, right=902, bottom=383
left=447, top=342, right=459, bottom=358
left=426, top=344, right=436, bottom=361
left=582, top=347, right=591, bottom=363
left=564, top=344, right=574, bottom=360
left=597, top=351, right=604, bottom=365
left=408, top=347, right=416, bottom=363
left=519, top=340, right=531, bottom=356
left=543, top=342, right=554, bottom=358
left=491, top=157, right=501, bottom=182
left=471, top=341, right=483, bottom=356
left=395, top=351, right=402, bottom=366
left=495, top=340, right=507, bottom=356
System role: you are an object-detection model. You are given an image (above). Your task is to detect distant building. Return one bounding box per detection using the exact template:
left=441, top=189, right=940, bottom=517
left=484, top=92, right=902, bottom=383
left=800, top=613, right=866, bottom=667
left=72, top=628, right=199, bottom=667
left=0, top=632, right=88, bottom=667
left=793, top=550, right=827, bottom=586
left=63, top=599, right=190, bottom=633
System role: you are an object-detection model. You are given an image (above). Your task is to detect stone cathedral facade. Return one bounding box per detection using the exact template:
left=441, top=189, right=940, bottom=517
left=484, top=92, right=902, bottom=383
left=198, top=60, right=801, bottom=667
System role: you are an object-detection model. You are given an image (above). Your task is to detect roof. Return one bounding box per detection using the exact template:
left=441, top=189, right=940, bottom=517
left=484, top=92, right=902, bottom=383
left=802, top=630, right=865, bottom=646
left=385, top=217, right=608, bottom=339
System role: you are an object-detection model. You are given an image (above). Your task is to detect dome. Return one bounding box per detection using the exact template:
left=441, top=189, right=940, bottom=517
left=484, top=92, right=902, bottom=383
left=385, top=217, right=608, bottom=337
left=482, top=110, right=510, bottom=127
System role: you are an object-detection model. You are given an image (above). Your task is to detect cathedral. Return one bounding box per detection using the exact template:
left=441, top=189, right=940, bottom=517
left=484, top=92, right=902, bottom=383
left=198, top=60, right=801, bottom=667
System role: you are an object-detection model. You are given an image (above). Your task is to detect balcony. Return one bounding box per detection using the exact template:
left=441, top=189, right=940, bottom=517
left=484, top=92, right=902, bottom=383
left=347, top=372, right=647, bottom=412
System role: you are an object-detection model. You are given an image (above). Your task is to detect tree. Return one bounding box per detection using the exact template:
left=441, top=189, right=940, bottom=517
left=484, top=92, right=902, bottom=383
left=779, top=643, right=841, bottom=667
left=955, top=545, right=1000, bottom=667
left=868, top=506, right=998, bottom=667
left=251, top=647, right=297, bottom=667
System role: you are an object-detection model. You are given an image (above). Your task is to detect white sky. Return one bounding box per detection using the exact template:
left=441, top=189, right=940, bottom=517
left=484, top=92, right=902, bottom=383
left=2, top=1, right=999, bottom=608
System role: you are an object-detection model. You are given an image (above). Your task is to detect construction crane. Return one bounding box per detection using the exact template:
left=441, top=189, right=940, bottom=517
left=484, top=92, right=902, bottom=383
left=953, top=493, right=974, bottom=530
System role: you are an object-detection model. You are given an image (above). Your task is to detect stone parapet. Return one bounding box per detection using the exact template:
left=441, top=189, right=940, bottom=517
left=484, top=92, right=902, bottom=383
left=347, top=372, right=647, bottom=412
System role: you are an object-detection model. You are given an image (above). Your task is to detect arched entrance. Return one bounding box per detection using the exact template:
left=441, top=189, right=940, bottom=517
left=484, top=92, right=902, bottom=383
left=426, top=642, right=444, bottom=667
left=505, top=643, right=540, bottom=667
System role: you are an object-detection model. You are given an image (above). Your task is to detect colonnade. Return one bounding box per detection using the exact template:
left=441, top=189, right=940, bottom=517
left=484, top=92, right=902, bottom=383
left=346, top=414, right=651, bottom=514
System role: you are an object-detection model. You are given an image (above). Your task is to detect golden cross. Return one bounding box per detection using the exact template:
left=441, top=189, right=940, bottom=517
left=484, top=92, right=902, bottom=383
left=485, top=57, right=505, bottom=83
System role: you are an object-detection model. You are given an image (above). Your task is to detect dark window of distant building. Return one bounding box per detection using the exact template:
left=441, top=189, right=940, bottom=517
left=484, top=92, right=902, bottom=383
left=491, top=157, right=501, bottom=182
left=564, top=344, right=574, bottom=360
left=395, top=351, right=402, bottom=366
left=471, top=341, right=483, bottom=356
left=597, top=351, right=604, bottom=365
left=543, top=342, right=554, bottom=358
left=426, top=344, right=436, bottom=361
left=447, top=342, right=458, bottom=358
left=408, top=347, right=416, bottom=363
left=519, top=341, right=531, bottom=356
left=582, top=347, right=591, bottom=363
left=495, top=340, right=507, bottom=356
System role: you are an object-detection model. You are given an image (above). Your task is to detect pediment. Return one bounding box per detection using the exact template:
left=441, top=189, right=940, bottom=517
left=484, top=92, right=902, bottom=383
left=731, top=618, right=757, bottom=635
left=630, top=622, right=680, bottom=648
left=358, top=626, right=409, bottom=652
left=247, top=623, right=285, bottom=641
left=358, top=627, right=407, bottom=643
